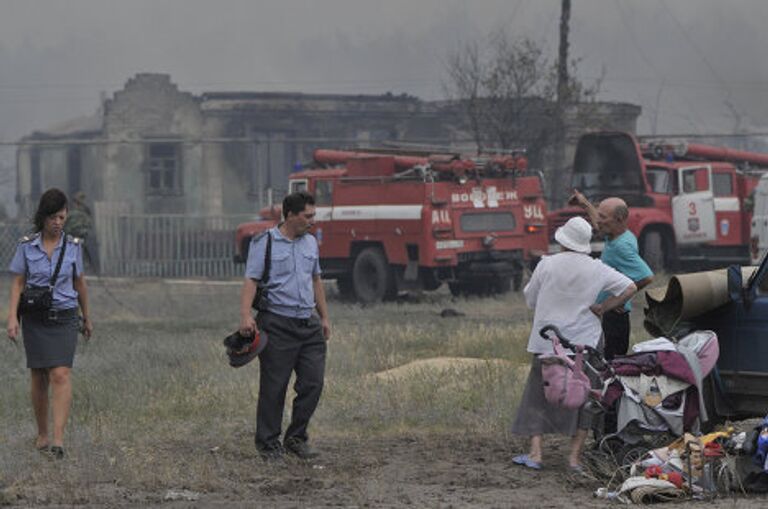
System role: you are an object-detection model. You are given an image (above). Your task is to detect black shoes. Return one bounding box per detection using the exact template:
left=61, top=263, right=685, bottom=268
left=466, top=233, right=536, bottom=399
left=284, top=438, right=319, bottom=460
left=50, top=446, right=65, bottom=460
left=256, top=438, right=319, bottom=461
left=257, top=443, right=285, bottom=462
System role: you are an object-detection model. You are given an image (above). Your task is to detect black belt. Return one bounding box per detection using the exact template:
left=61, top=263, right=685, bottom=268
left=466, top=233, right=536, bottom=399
left=25, top=308, right=79, bottom=321
left=264, top=311, right=315, bottom=327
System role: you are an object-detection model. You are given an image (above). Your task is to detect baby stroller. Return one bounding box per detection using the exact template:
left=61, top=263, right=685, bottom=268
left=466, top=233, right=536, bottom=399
left=539, top=325, right=720, bottom=467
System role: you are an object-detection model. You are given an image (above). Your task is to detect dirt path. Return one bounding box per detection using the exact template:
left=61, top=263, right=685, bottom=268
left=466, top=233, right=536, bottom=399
left=12, top=435, right=767, bottom=508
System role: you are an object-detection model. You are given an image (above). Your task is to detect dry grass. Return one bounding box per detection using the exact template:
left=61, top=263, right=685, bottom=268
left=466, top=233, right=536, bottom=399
left=0, top=276, right=657, bottom=506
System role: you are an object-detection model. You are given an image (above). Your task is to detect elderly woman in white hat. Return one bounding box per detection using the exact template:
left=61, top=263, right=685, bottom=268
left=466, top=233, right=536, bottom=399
left=511, top=216, right=637, bottom=472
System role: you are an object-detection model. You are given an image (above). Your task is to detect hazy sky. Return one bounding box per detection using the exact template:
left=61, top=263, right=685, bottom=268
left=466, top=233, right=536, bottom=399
left=2, top=0, right=768, bottom=142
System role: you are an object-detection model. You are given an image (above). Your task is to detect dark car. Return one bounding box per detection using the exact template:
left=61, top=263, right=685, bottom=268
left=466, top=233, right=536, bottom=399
left=691, top=259, right=768, bottom=423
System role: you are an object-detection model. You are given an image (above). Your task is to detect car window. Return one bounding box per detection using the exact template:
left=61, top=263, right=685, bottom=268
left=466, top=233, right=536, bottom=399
left=680, top=167, right=711, bottom=194
left=646, top=168, right=671, bottom=194
left=289, top=179, right=308, bottom=193
left=713, top=173, right=733, bottom=197
left=758, top=271, right=768, bottom=293
left=314, top=180, right=333, bottom=206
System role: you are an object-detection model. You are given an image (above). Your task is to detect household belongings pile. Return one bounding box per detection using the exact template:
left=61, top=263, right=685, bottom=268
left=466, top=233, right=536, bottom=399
left=593, top=416, right=768, bottom=504
left=600, top=331, right=719, bottom=442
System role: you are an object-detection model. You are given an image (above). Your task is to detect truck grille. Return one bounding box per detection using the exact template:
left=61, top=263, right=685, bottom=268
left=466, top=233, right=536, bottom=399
left=457, top=250, right=522, bottom=263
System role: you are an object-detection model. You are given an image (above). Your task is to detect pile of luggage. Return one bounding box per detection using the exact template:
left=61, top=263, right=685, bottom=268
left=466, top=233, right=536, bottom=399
left=592, top=416, right=768, bottom=503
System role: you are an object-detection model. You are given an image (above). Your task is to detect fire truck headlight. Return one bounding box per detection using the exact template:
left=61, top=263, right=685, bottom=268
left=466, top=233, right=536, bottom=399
left=525, top=224, right=544, bottom=234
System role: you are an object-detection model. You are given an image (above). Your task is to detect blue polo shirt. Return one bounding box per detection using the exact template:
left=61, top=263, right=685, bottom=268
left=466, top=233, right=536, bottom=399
left=9, top=233, right=84, bottom=311
left=245, top=226, right=321, bottom=319
left=596, top=230, right=653, bottom=311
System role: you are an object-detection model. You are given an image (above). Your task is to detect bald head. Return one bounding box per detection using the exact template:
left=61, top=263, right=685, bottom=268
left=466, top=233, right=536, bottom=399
left=596, top=197, right=629, bottom=238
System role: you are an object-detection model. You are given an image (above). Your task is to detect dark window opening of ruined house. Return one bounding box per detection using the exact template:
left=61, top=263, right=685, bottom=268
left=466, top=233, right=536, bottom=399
left=248, top=132, right=295, bottom=202
left=147, top=143, right=181, bottom=195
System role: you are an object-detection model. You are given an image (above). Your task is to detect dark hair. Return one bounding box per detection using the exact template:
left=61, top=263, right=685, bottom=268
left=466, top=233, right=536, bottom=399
left=282, top=191, right=315, bottom=219
left=33, top=188, right=68, bottom=232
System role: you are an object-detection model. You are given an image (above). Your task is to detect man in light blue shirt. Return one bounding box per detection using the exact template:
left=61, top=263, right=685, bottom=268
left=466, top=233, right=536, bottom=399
left=239, top=191, right=331, bottom=461
left=571, top=191, right=653, bottom=359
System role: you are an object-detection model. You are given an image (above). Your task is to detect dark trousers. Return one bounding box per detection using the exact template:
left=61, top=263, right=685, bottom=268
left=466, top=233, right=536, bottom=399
left=255, top=311, right=326, bottom=450
left=602, top=309, right=630, bottom=361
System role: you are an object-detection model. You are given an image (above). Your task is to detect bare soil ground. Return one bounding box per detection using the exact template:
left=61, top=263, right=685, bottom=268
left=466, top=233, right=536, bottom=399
left=5, top=435, right=767, bottom=508
left=0, top=276, right=766, bottom=508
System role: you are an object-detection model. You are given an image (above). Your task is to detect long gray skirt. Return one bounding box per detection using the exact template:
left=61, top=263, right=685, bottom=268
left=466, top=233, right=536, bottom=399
left=21, top=310, right=79, bottom=369
left=511, top=355, right=591, bottom=437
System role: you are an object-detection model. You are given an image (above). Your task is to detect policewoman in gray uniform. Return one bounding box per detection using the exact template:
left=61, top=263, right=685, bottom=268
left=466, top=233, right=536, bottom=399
left=239, top=191, right=331, bottom=461
left=6, top=188, right=93, bottom=459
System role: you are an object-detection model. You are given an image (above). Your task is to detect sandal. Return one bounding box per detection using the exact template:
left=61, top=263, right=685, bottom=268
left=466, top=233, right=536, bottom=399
left=512, top=454, right=542, bottom=470
left=568, top=464, right=591, bottom=478
left=50, top=446, right=65, bottom=460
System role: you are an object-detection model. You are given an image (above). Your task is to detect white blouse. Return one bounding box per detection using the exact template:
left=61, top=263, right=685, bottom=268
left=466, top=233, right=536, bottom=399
left=523, top=251, right=633, bottom=354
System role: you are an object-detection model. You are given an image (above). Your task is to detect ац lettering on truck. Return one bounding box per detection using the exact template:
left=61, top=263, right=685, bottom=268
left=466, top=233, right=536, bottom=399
left=234, top=149, right=548, bottom=303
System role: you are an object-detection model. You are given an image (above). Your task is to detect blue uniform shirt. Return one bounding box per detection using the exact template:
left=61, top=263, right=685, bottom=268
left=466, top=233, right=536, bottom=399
left=596, top=230, right=653, bottom=311
left=245, top=226, right=321, bottom=319
left=9, top=233, right=84, bottom=311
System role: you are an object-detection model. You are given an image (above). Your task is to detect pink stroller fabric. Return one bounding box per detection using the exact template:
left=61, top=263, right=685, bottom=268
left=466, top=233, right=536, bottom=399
left=540, top=333, right=591, bottom=410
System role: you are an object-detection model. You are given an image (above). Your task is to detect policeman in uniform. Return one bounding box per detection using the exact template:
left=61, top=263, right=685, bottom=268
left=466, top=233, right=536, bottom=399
left=6, top=188, right=93, bottom=459
left=239, top=191, right=331, bottom=461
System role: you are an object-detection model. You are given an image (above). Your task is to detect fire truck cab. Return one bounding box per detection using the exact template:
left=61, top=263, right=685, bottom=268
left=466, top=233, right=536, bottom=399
left=234, top=148, right=549, bottom=303
left=549, top=131, right=768, bottom=271
left=749, top=173, right=768, bottom=264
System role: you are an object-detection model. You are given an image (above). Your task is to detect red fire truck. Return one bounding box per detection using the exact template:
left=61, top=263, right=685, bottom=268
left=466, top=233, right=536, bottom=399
left=234, top=148, right=549, bottom=302
left=548, top=131, right=768, bottom=270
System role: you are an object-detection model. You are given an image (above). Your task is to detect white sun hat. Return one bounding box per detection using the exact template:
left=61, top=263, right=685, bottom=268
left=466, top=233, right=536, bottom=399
left=554, top=216, right=593, bottom=254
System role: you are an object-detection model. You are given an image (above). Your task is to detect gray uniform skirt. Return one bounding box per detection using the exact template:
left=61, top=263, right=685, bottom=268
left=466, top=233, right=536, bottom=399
left=511, top=355, right=592, bottom=436
left=21, top=310, right=79, bottom=369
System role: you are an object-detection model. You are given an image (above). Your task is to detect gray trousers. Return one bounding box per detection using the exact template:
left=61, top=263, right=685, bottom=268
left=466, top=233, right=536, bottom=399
left=255, top=311, right=326, bottom=449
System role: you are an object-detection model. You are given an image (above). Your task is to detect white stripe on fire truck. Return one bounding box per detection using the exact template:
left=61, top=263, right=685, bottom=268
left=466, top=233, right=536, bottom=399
left=315, top=205, right=423, bottom=221
left=713, top=197, right=740, bottom=212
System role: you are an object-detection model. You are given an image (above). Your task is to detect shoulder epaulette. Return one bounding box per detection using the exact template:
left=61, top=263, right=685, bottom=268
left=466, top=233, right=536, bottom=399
left=66, top=234, right=83, bottom=245
left=19, top=232, right=39, bottom=243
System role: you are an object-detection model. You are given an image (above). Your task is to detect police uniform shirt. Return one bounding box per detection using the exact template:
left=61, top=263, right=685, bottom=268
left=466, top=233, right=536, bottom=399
left=245, top=226, right=321, bottom=319
left=9, top=233, right=84, bottom=311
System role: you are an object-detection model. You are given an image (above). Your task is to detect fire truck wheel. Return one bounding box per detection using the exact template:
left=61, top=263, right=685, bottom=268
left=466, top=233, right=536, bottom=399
left=420, top=270, right=442, bottom=291
left=448, top=282, right=465, bottom=297
left=512, top=272, right=523, bottom=292
left=336, top=276, right=355, bottom=300
left=493, top=277, right=512, bottom=294
left=449, top=278, right=509, bottom=296
left=641, top=230, right=665, bottom=272
left=352, top=247, right=396, bottom=303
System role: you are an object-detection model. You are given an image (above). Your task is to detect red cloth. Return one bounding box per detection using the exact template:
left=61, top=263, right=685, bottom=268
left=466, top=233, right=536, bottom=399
left=610, top=351, right=695, bottom=385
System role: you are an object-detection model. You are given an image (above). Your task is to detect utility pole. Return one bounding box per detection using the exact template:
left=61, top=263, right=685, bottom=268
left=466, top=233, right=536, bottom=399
left=557, top=0, right=571, bottom=105
left=551, top=0, right=571, bottom=205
